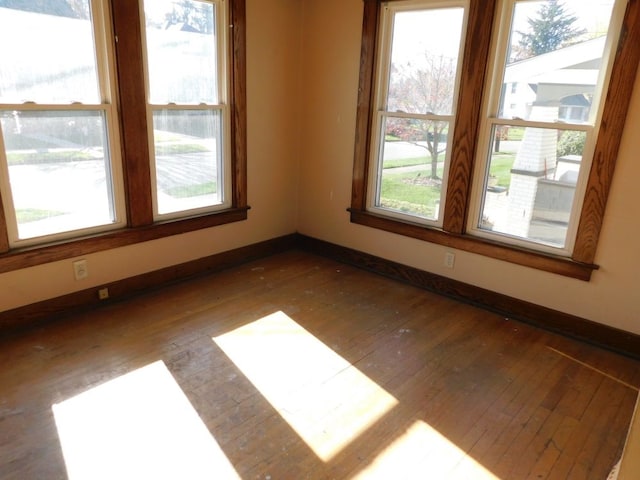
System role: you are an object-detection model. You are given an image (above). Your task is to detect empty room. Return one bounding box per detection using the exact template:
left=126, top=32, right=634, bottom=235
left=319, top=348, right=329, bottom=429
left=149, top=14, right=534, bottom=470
left=1, top=0, right=640, bottom=478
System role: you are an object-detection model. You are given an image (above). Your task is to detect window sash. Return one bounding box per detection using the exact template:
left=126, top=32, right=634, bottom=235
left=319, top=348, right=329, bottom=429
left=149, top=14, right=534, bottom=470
left=0, top=105, right=126, bottom=247
left=368, top=112, right=455, bottom=224
left=148, top=105, right=232, bottom=219
left=366, top=0, right=467, bottom=228
left=141, top=0, right=231, bottom=220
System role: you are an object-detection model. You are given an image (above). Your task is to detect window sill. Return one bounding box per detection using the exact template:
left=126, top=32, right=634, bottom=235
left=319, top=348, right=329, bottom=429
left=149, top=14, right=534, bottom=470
left=0, top=207, right=250, bottom=274
left=348, top=208, right=597, bottom=281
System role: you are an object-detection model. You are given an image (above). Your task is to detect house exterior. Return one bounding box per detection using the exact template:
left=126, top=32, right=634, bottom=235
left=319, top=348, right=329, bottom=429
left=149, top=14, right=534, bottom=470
left=498, top=37, right=608, bottom=244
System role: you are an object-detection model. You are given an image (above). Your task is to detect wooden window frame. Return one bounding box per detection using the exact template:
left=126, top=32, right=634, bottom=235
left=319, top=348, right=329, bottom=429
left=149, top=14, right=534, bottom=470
left=350, top=0, right=640, bottom=281
left=0, top=0, right=247, bottom=274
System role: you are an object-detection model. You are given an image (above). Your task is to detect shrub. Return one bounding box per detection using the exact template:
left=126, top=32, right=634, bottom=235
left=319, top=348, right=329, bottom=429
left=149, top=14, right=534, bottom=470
left=557, top=130, right=586, bottom=157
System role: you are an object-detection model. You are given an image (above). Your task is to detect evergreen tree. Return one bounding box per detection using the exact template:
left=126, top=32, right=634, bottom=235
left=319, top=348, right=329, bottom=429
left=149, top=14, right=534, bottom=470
left=516, top=0, right=586, bottom=59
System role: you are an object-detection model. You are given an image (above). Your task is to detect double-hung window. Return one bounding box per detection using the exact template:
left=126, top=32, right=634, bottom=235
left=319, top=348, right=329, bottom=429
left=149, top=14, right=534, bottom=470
left=368, top=1, right=467, bottom=225
left=141, top=0, right=230, bottom=219
left=468, top=0, right=626, bottom=256
left=351, top=0, right=640, bottom=280
left=0, top=0, right=125, bottom=247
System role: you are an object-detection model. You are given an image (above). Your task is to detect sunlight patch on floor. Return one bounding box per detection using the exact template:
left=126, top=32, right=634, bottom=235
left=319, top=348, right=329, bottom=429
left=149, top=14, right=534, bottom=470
left=213, top=311, right=399, bottom=462
left=353, top=420, right=500, bottom=479
left=52, top=361, right=239, bottom=480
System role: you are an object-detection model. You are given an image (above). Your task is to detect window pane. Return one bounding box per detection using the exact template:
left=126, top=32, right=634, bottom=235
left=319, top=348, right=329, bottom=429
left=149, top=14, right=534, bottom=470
left=478, top=125, right=586, bottom=248
left=1, top=110, right=116, bottom=240
left=387, top=8, right=464, bottom=115
left=500, top=0, right=615, bottom=123
left=375, top=117, right=448, bottom=221
left=152, top=109, right=223, bottom=215
left=0, top=2, right=100, bottom=104
left=144, top=0, right=218, bottom=105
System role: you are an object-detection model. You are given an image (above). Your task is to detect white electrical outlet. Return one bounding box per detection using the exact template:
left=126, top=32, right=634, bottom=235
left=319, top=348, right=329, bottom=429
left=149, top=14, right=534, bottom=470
left=73, top=259, right=88, bottom=280
left=98, top=288, right=109, bottom=300
left=444, top=252, right=455, bottom=269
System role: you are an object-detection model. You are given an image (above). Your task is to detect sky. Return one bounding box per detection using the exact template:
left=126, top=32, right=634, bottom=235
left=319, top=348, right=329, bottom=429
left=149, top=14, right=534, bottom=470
left=389, top=0, right=617, bottom=69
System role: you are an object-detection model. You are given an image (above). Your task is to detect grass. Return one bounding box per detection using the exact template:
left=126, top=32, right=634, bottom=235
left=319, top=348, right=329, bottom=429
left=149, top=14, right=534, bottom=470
left=166, top=181, right=217, bottom=198
left=155, top=143, right=210, bottom=155
left=7, top=150, right=95, bottom=166
left=154, top=130, right=188, bottom=143
left=16, top=208, right=65, bottom=223
left=379, top=167, right=442, bottom=218
left=488, top=153, right=516, bottom=187
left=378, top=152, right=515, bottom=216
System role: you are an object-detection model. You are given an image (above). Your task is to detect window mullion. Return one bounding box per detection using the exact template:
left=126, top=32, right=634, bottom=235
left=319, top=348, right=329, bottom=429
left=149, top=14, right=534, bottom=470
left=350, top=0, right=380, bottom=213
left=0, top=203, right=8, bottom=253
left=229, top=0, right=247, bottom=209
left=0, top=120, right=13, bottom=252
left=111, top=0, right=154, bottom=227
left=442, top=0, right=497, bottom=234
left=0, top=130, right=9, bottom=252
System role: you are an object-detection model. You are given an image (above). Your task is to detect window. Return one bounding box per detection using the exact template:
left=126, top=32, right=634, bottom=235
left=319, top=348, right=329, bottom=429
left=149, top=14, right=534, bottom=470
left=351, top=0, right=640, bottom=280
left=0, top=0, right=246, bottom=271
left=0, top=0, right=125, bottom=247
left=142, top=0, right=230, bottom=219
left=367, top=1, right=467, bottom=225
left=468, top=0, right=625, bottom=256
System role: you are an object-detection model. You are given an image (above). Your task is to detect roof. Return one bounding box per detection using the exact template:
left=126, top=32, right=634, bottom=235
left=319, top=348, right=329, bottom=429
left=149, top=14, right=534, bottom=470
left=504, top=36, right=606, bottom=85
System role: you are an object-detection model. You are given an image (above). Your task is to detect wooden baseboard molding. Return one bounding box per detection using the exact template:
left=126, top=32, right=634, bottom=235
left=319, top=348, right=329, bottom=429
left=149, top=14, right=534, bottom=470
left=3, top=232, right=639, bottom=359
left=296, top=234, right=640, bottom=360
left=0, top=234, right=298, bottom=337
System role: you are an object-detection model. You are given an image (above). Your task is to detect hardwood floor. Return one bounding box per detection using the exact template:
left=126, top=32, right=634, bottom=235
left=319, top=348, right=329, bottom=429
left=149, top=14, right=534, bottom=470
left=1, top=250, right=638, bottom=479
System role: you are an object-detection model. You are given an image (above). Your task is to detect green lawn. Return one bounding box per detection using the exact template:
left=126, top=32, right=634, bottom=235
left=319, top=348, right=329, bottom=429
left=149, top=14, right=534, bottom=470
left=488, top=153, right=515, bottom=187
left=166, top=181, right=217, bottom=198
left=379, top=167, right=442, bottom=218
left=378, top=152, right=515, bottom=216
left=7, top=150, right=95, bottom=166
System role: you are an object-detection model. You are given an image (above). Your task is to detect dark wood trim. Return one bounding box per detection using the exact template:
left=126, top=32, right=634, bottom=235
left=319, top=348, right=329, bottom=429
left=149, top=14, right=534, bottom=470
left=297, top=234, right=640, bottom=359
left=2, top=232, right=637, bottom=358
left=0, top=207, right=249, bottom=274
left=572, top=0, right=640, bottom=264
left=0, top=233, right=295, bottom=335
left=111, top=0, right=154, bottom=227
left=350, top=208, right=597, bottom=281
left=0, top=191, right=8, bottom=253
left=443, top=0, right=496, bottom=233
left=230, top=0, right=248, bottom=209
left=350, top=0, right=380, bottom=212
